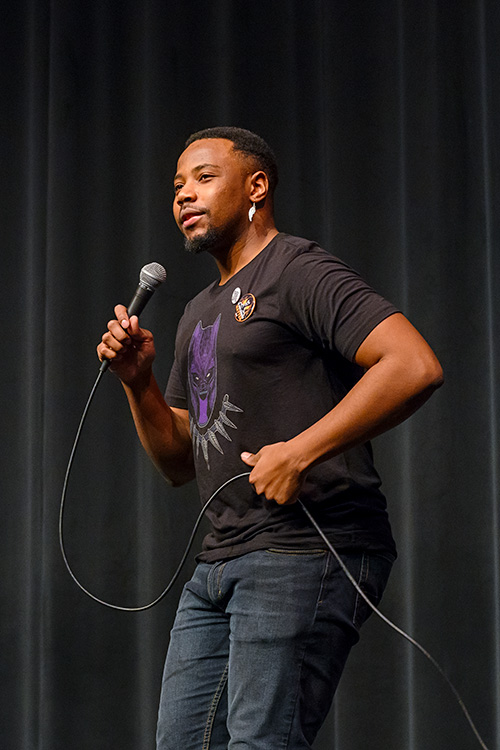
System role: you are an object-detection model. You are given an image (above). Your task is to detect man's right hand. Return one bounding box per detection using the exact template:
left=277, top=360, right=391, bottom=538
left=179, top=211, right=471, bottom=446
left=97, top=304, right=156, bottom=385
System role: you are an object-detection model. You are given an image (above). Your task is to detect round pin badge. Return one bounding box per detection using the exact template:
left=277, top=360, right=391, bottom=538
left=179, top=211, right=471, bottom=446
left=231, top=287, right=241, bottom=304
left=235, top=293, right=256, bottom=322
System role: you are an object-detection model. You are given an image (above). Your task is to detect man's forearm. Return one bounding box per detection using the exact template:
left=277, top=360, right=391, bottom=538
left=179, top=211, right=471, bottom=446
left=241, top=314, right=444, bottom=505
left=122, top=369, right=195, bottom=486
left=288, top=350, right=443, bottom=473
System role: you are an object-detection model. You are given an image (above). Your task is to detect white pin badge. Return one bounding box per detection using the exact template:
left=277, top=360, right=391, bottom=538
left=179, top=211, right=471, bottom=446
left=231, top=287, right=242, bottom=304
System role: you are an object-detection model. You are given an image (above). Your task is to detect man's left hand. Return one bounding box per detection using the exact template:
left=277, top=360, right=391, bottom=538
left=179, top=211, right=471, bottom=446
left=240, top=443, right=305, bottom=505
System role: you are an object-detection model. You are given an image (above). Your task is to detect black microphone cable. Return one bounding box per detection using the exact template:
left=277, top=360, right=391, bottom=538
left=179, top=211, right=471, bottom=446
left=58, top=374, right=249, bottom=612
left=60, top=374, right=490, bottom=750
left=297, top=500, right=490, bottom=750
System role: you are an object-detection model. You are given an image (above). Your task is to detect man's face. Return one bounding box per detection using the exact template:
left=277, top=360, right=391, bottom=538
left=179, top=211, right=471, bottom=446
left=173, top=139, right=251, bottom=254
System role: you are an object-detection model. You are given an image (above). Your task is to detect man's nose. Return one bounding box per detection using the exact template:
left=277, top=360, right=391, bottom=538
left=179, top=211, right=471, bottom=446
left=176, top=181, right=196, bottom=204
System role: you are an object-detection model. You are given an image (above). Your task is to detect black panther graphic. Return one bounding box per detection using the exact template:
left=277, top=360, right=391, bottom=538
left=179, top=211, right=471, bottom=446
left=187, top=315, right=243, bottom=469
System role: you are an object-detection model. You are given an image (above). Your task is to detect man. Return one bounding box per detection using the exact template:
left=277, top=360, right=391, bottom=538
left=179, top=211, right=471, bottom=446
left=97, top=127, right=443, bottom=749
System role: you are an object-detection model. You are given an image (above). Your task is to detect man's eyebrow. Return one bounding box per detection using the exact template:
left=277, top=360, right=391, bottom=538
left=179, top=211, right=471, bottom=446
left=173, top=163, right=220, bottom=182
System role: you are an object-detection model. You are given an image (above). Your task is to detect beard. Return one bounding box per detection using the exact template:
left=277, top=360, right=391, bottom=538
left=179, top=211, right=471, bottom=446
left=183, top=226, right=225, bottom=255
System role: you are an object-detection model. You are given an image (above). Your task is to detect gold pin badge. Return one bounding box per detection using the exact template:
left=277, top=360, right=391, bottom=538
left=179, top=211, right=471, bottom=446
left=235, top=293, right=256, bottom=322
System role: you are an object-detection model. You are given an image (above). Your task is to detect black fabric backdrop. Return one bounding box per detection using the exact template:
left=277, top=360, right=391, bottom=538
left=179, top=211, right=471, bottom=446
left=1, top=1, right=499, bottom=748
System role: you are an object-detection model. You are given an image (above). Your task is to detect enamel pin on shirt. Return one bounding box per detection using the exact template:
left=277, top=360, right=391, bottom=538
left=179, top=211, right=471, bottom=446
left=231, top=287, right=241, bottom=304
left=235, top=293, right=256, bottom=322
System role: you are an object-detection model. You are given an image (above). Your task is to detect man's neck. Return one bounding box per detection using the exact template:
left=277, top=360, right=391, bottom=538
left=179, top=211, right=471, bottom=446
left=213, top=224, right=279, bottom=285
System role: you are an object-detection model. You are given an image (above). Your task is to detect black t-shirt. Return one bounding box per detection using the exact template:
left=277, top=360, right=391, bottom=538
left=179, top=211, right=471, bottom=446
left=166, top=233, right=398, bottom=561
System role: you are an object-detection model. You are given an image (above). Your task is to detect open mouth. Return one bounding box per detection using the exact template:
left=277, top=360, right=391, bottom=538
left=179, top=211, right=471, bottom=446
left=181, top=211, right=205, bottom=228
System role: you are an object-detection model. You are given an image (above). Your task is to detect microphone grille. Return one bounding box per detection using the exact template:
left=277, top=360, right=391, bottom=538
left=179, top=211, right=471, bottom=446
left=140, top=262, right=167, bottom=290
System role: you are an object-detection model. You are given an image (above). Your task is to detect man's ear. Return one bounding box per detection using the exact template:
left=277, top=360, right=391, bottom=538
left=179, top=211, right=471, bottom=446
left=249, top=170, right=269, bottom=204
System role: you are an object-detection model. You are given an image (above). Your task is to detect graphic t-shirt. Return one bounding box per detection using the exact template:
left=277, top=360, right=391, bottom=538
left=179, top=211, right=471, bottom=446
left=166, top=233, right=398, bottom=561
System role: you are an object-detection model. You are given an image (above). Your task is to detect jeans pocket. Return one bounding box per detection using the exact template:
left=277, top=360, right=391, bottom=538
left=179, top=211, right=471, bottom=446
left=265, top=547, right=327, bottom=556
left=352, top=553, right=392, bottom=630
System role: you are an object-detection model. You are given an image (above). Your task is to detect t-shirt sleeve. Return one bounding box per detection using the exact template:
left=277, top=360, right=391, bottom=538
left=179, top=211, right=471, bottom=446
left=279, top=250, right=399, bottom=362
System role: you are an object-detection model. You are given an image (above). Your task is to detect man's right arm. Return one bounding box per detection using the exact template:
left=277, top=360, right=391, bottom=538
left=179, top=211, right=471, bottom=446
left=97, top=304, right=195, bottom=487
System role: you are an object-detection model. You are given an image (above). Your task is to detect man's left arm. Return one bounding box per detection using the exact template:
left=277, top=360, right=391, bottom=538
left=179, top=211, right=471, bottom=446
left=241, top=313, right=444, bottom=504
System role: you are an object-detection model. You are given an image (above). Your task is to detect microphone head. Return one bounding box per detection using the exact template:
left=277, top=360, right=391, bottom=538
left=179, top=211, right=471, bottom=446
left=140, top=262, right=167, bottom=291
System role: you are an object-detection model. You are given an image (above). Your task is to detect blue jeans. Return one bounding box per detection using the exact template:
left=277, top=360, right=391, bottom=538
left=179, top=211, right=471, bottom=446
left=156, top=548, right=392, bottom=749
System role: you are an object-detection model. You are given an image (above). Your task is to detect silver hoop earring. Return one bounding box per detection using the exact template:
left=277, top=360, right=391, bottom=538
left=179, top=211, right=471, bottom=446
left=248, top=202, right=256, bottom=222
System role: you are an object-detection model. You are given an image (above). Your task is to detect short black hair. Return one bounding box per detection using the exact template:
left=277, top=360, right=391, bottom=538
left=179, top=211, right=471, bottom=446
left=184, top=126, right=278, bottom=196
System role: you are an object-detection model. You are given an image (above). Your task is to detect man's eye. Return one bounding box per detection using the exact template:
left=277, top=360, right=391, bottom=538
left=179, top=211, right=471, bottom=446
left=199, top=174, right=213, bottom=181
left=174, top=183, right=183, bottom=194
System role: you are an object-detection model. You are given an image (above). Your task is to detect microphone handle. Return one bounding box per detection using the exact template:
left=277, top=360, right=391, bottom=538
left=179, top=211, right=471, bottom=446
left=127, top=283, right=154, bottom=317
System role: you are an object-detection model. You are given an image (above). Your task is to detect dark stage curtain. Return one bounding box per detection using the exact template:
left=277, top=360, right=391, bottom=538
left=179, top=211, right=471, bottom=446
left=2, top=1, right=499, bottom=748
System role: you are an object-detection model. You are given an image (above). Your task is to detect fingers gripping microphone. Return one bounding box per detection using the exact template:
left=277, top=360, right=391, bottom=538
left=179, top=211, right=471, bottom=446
left=100, top=262, right=167, bottom=373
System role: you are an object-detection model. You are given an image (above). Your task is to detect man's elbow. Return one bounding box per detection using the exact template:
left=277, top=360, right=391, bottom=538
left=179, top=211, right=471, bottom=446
left=153, top=452, right=196, bottom=488
left=167, top=470, right=196, bottom=488
left=415, top=354, right=444, bottom=394
left=431, top=362, right=445, bottom=390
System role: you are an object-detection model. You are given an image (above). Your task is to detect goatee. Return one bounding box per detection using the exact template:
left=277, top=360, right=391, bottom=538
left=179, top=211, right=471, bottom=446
left=184, top=227, right=223, bottom=255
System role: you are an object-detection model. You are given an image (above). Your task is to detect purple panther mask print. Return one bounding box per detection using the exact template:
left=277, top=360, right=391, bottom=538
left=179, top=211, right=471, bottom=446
left=188, top=315, right=221, bottom=428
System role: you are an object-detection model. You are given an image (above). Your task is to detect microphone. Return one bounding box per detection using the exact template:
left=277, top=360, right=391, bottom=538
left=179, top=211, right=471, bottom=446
left=126, top=262, right=167, bottom=316
left=100, top=262, right=167, bottom=373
